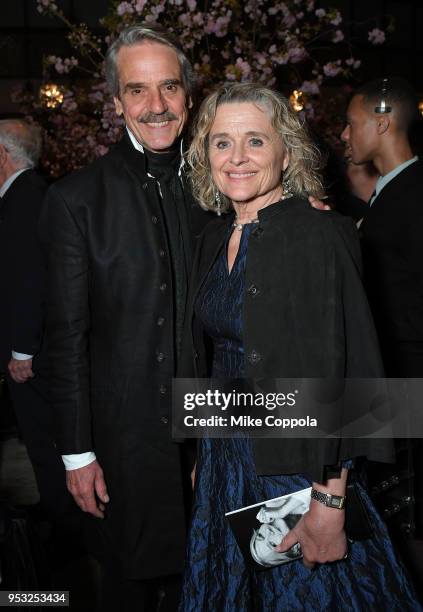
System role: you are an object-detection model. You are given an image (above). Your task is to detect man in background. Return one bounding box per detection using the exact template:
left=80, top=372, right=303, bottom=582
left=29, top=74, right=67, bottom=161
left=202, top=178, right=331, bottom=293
left=341, top=76, right=423, bottom=594
left=0, top=119, right=72, bottom=521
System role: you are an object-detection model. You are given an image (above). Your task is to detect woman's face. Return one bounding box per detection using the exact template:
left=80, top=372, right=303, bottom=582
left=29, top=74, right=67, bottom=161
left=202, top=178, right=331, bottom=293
left=208, top=102, right=289, bottom=209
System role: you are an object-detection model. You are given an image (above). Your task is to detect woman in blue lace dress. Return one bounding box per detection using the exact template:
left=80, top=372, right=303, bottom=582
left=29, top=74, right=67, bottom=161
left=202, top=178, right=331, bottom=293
left=178, top=83, right=421, bottom=611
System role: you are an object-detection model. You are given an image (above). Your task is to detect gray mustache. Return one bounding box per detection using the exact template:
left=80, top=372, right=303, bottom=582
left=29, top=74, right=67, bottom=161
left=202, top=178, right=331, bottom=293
left=138, top=112, right=177, bottom=123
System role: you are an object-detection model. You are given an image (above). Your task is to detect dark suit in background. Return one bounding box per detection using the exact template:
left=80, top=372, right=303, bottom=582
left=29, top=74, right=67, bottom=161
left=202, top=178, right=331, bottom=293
left=361, top=158, right=423, bottom=590
left=361, top=160, right=423, bottom=377
left=0, top=168, right=71, bottom=517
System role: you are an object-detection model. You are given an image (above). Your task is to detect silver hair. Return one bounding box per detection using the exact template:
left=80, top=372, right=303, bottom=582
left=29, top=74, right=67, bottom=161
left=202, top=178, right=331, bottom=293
left=105, top=24, right=195, bottom=98
left=0, top=119, right=42, bottom=168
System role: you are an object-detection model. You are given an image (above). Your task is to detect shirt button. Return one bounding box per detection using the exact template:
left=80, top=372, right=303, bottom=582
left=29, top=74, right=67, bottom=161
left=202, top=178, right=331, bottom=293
left=157, top=317, right=165, bottom=326
left=142, top=182, right=148, bottom=189
left=160, top=283, right=167, bottom=292
left=159, top=385, right=167, bottom=395
left=159, top=249, right=166, bottom=258
left=157, top=352, right=166, bottom=363
left=248, top=350, right=261, bottom=364
left=160, top=416, right=169, bottom=425
left=152, top=215, right=158, bottom=224
left=247, top=284, right=259, bottom=296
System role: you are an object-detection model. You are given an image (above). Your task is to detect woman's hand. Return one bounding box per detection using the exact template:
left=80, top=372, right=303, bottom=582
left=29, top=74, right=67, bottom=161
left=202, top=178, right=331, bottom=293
left=276, top=468, right=348, bottom=569
left=275, top=501, right=347, bottom=569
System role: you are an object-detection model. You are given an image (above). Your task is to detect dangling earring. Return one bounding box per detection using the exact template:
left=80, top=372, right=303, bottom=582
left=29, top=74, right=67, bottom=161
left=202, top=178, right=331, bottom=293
left=215, top=191, right=222, bottom=216
left=281, top=178, right=293, bottom=200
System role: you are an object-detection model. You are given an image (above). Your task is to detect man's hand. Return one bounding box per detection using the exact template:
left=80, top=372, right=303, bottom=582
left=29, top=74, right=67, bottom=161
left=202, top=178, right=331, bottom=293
left=8, top=358, right=34, bottom=383
left=275, top=502, right=347, bottom=569
left=308, top=195, right=331, bottom=211
left=66, top=460, right=110, bottom=519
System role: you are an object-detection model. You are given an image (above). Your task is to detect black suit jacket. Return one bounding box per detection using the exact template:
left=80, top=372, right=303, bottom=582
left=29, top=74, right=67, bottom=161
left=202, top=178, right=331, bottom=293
left=40, top=133, right=209, bottom=579
left=0, top=169, right=47, bottom=371
left=361, top=159, right=423, bottom=374
left=180, top=197, right=394, bottom=482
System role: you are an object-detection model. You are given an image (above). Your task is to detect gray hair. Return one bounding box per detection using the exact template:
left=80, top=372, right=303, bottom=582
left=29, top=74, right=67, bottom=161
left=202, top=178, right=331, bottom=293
left=0, top=119, right=42, bottom=168
left=105, top=24, right=195, bottom=98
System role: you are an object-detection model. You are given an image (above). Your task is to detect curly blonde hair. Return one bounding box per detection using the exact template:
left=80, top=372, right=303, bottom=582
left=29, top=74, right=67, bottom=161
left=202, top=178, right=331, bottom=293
left=187, top=82, right=325, bottom=213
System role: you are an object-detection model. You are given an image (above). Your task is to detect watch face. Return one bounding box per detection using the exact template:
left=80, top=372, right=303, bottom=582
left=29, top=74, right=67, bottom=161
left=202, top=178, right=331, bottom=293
left=331, top=497, right=342, bottom=508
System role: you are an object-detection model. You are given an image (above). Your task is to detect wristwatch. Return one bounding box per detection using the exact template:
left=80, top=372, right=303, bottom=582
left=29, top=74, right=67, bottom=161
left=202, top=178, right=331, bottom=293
left=311, top=488, right=346, bottom=509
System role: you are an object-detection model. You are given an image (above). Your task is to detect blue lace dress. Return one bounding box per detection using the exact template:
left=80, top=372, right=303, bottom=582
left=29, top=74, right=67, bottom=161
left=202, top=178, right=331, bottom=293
left=179, top=224, right=420, bottom=612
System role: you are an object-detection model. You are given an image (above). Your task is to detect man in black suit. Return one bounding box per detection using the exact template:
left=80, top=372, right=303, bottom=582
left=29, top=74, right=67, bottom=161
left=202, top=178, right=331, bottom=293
left=41, top=25, right=208, bottom=611
left=341, top=77, right=423, bottom=593
left=0, top=119, right=71, bottom=518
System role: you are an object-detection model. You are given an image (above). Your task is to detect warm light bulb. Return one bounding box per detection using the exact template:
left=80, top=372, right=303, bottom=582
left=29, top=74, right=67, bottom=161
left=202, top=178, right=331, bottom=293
left=39, top=83, right=64, bottom=109
left=289, top=89, right=305, bottom=112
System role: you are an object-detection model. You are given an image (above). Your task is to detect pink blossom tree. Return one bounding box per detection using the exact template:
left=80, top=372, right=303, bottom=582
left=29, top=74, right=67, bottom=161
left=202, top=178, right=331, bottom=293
left=13, top=0, right=389, bottom=177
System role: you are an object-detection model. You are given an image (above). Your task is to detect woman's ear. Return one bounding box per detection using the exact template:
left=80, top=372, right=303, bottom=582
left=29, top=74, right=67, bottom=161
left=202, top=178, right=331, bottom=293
left=282, top=152, right=290, bottom=172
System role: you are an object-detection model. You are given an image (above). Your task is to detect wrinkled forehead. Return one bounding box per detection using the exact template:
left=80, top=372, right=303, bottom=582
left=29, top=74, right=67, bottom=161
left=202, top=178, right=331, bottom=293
left=116, top=41, right=183, bottom=84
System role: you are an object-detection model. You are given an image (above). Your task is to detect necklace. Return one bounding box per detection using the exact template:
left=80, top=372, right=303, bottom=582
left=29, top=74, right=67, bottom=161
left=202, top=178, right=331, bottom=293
left=232, top=192, right=294, bottom=230
left=232, top=218, right=259, bottom=231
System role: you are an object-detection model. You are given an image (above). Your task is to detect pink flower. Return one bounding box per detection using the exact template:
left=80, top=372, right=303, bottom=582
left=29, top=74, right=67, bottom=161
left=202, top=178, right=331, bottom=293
left=187, top=0, right=197, bottom=10
left=135, top=0, right=146, bottom=12
left=332, top=30, right=344, bottom=43
left=37, top=0, right=58, bottom=12
left=368, top=28, right=385, bottom=44
left=287, top=46, right=306, bottom=63
left=178, top=13, right=191, bottom=26
left=116, top=2, right=134, bottom=16
left=192, top=13, right=204, bottom=25
left=323, top=60, right=342, bottom=77
left=300, top=80, right=320, bottom=95
left=330, top=12, right=342, bottom=26
left=315, top=8, right=326, bottom=18
left=283, top=13, right=296, bottom=27
left=236, top=57, right=251, bottom=79
left=345, top=57, right=361, bottom=69
left=95, top=145, right=109, bottom=157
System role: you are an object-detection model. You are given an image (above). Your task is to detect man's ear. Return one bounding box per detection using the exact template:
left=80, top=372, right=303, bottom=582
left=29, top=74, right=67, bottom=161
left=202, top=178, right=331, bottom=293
left=377, top=115, right=390, bottom=135
left=113, top=96, right=123, bottom=116
left=0, top=144, right=8, bottom=167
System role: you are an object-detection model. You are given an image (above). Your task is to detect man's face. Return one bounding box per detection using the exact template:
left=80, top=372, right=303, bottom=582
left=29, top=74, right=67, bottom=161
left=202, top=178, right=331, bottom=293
left=341, top=95, right=380, bottom=165
left=113, top=41, right=191, bottom=153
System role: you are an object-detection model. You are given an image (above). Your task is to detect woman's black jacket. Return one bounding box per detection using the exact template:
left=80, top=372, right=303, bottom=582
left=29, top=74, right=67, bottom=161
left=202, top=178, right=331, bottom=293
left=179, top=197, right=394, bottom=482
